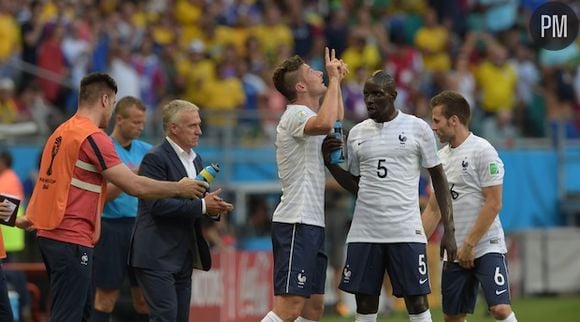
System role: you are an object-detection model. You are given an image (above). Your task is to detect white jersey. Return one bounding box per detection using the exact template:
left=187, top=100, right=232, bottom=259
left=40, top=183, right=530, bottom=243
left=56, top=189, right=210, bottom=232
left=272, top=105, right=326, bottom=227
left=438, top=133, right=507, bottom=258
left=346, top=112, right=440, bottom=243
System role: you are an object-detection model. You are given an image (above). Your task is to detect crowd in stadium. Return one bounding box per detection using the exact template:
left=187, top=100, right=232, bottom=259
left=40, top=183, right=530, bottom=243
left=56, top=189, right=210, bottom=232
left=0, top=0, right=578, bottom=321
left=0, top=0, right=578, bottom=146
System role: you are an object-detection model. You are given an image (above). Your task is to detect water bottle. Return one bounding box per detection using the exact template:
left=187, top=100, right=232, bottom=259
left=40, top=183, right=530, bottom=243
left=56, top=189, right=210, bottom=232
left=196, top=163, right=220, bottom=184
left=330, top=120, right=345, bottom=165
left=8, top=289, right=19, bottom=322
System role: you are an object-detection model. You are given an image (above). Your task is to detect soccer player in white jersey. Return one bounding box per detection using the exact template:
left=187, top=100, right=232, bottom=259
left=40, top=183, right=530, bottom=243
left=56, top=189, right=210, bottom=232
left=322, top=70, right=457, bottom=322
left=422, top=90, right=518, bottom=322
left=260, top=48, right=347, bottom=322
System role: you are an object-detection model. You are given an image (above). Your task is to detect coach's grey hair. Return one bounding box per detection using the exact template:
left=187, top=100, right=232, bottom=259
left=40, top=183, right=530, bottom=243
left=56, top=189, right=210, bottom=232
left=162, top=99, right=199, bottom=132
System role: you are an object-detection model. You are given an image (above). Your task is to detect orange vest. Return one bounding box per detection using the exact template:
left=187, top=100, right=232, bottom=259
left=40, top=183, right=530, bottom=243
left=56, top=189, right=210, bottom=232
left=26, top=114, right=107, bottom=242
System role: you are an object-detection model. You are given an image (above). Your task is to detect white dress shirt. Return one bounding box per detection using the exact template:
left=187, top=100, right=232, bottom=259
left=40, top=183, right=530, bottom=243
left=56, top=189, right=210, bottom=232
left=166, top=137, right=206, bottom=214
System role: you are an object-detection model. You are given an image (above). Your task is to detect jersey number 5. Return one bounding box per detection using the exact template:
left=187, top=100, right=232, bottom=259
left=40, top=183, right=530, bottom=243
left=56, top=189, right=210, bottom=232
left=377, top=159, right=387, bottom=178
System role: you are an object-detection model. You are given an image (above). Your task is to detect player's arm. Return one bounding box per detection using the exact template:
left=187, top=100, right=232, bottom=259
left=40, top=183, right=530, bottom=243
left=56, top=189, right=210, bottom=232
left=421, top=193, right=441, bottom=239
left=105, top=182, right=122, bottom=201
left=105, top=164, right=139, bottom=201
left=322, top=136, right=359, bottom=195
left=304, top=47, right=342, bottom=135
left=337, top=61, right=347, bottom=121
left=458, top=184, right=502, bottom=268
left=428, top=164, right=457, bottom=263
left=102, top=163, right=207, bottom=200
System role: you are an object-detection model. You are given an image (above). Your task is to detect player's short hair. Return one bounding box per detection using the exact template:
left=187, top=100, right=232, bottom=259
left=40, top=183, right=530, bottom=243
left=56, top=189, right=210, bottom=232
left=369, top=70, right=396, bottom=95
left=272, top=55, right=305, bottom=102
left=430, top=90, right=471, bottom=126
left=162, top=99, right=199, bottom=132
left=79, top=73, right=118, bottom=105
left=114, top=96, right=146, bottom=117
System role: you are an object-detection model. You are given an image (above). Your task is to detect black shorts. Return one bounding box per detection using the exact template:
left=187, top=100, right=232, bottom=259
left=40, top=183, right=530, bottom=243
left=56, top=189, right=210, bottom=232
left=0, top=263, right=13, bottom=322
left=38, top=237, right=93, bottom=321
left=93, top=217, right=138, bottom=289
left=442, top=253, right=512, bottom=315
left=271, top=222, right=327, bottom=297
left=339, top=242, right=431, bottom=297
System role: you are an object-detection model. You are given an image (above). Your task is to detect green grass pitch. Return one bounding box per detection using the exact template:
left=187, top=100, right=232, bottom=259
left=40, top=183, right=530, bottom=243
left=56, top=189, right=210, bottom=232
left=320, top=295, right=580, bottom=322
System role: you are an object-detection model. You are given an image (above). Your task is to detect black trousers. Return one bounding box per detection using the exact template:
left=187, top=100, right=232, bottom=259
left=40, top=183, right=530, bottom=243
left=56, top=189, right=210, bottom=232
left=133, top=253, right=193, bottom=322
left=38, top=237, right=93, bottom=322
left=0, top=262, right=14, bottom=322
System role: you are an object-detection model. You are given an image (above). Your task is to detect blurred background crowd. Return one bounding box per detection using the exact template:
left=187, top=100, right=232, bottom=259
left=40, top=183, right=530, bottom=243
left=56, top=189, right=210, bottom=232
left=0, top=0, right=578, bottom=146
left=0, top=0, right=579, bottom=320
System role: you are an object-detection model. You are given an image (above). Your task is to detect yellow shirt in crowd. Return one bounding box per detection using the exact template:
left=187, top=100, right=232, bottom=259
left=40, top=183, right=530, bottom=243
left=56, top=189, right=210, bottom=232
left=414, top=26, right=451, bottom=72
left=476, top=60, right=517, bottom=113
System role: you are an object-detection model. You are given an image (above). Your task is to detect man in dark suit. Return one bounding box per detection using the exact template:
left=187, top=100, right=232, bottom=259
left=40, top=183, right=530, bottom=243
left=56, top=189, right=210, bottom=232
left=129, top=99, right=233, bottom=322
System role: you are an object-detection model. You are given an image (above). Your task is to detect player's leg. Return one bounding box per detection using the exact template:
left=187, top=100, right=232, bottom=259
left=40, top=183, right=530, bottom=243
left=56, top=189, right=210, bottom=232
left=92, top=218, right=131, bottom=321
left=385, top=243, right=432, bottom=322
left=441, top=260, right=478, bottom=322
left=339, top=243, right=388, bottom=322
left=324, top=195, right=351, bottom=317
left=298, top=294, right=324, bottom=322
left=0, top=263, right=14, bottom=322
left=265, top=295, right=305, bottom=321
left=298, top=248, right=327, bottom=321
left=262, top=223, right=324, bottom=322
left=93, top=288, right=120, bottom=320
left=38, top=237, right=93, bottom=322
left=475, top=253, right=518, bottom=322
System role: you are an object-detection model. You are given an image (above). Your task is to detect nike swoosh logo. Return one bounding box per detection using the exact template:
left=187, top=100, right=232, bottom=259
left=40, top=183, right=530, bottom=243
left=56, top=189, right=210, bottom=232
left=419, top=278, right=428, bottom=285
left=357, top=141, right=364, bottom=146
left=496, top=289, right=507, bottom=295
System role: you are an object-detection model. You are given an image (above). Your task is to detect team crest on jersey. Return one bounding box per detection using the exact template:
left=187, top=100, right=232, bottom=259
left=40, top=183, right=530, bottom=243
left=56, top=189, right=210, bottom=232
left=343, top=266, right=352, bottom=283
left=398, top=132, right=407, bottom=148
left=297, top=270, right=307, bottom=288
left=462, top=158, right=469, bottom=171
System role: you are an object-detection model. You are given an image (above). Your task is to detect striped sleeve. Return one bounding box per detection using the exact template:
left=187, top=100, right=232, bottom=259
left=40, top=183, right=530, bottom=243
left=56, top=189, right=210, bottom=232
left=80, top=132, right=122, bottom=172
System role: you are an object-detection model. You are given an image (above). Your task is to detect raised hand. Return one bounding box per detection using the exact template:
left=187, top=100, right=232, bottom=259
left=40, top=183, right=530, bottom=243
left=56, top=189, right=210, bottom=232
left=177, top=178, right=209, bottom=199
left=338, top=59, right=349, bottom=81
left=324, top=47, right=342, bottom=80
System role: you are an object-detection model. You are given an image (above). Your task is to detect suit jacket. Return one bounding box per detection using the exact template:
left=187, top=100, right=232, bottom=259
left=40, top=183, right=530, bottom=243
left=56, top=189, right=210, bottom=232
left=128, top=139, right=211, bottom=272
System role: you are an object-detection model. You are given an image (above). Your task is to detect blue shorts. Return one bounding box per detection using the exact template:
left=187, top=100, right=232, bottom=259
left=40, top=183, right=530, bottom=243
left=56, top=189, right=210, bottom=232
left=93, top=217, right=138, bottom=289
left=442, top=253, right=512, bottom=315
left=271, top=222, right=327, bottom=297
left=339, top=242, right=431, bottom=297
